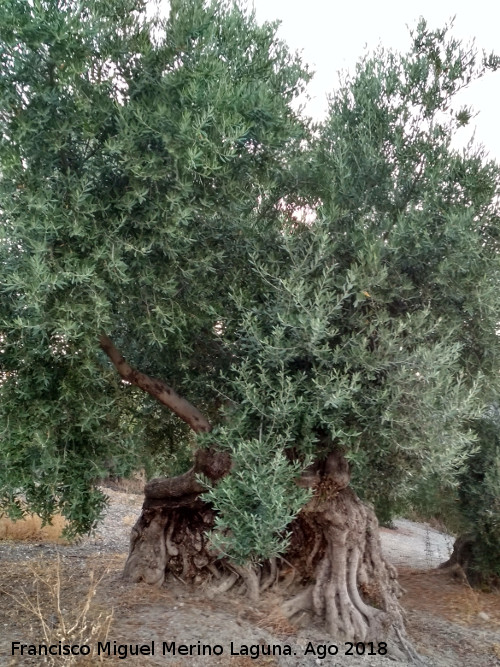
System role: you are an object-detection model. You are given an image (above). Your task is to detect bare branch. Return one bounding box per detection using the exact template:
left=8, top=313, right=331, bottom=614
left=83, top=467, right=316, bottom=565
left=99, top=334, right=212, bottom=433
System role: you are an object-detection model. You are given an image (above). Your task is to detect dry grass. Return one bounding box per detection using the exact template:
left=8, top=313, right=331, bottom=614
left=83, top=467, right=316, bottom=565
left=254, top=596, right=298, bottom=637
left=1, top=556, right=114, bottom=665
left=0, top=513, right=68, bottom=543
left=398, top=567, right=500, bottom=627
left=101, top=472, right=145, bottom=496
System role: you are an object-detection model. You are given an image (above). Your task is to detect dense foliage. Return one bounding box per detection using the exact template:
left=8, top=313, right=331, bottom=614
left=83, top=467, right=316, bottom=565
left=1, top=0, right=500, bottom=575
left=0, top=0, right=310, bottom=534
left=201, top=21, right=500, bottom=563
left=312, top=21, right=500, bottom=520
left=456, top=405, right=500, bottom=583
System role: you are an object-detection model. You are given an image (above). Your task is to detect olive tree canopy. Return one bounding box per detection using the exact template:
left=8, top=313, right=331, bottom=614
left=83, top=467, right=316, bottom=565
left=1, top=0, right=500, bottom=647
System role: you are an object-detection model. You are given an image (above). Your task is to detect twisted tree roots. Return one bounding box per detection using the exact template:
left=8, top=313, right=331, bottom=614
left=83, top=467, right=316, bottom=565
left=123, top=485, right=408, bottom=656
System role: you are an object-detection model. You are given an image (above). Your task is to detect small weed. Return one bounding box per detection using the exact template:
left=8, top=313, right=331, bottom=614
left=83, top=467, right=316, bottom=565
left=2, top=555, right=113, bottom=665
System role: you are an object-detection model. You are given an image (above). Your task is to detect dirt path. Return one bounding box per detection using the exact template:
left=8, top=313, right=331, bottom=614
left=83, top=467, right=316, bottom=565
left=380, top=519, right=454, bottom=570
left=1, top=489, right=499, bottom=667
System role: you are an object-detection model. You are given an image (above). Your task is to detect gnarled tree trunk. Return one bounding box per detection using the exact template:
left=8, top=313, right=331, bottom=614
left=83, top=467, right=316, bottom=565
left=123, top=448, right=230, bottom=586
left=438, top=534, right=479, bottom=584
left=123, top=449, right=412, bottom=657
left=101, top=336, right=416, bottom=658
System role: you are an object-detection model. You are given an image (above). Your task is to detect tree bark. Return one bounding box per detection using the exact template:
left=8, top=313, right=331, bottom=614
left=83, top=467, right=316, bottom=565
left=123, top=449, right=411, bottom=657
left=123, top=447, right=231, bottom=585
left=438, top=534, right=479, bottom=584
left=99, top=334, right=211, bottom=433
left=280, top=451, right=406, bottom=647
left=101, top=341, right=412, bottom=654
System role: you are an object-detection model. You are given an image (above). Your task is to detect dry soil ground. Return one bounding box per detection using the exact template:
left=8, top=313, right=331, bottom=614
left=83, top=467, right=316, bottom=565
left=0, top=487, right=499, bottom=667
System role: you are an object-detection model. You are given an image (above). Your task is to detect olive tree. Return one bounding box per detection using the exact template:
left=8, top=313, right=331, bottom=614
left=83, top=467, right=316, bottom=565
left=2, top=0, right=500, bottom=651
left=0, top=0, right=309, bottom=530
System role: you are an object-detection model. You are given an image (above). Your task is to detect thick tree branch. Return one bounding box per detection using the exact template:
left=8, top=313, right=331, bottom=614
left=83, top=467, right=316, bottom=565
left=99, top=334, right=212, bottom=433
left=145, top=469, right=204, bottom=500
left=144, top=448, right=232, bottom=499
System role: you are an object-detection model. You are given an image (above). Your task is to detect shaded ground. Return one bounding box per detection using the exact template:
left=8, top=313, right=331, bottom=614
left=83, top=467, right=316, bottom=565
left=1, top=489, right=499, bottom=666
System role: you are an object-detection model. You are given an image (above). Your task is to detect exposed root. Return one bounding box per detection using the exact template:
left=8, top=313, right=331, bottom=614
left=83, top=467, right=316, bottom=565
left=282, top=480, right=410, bottom=653
left=165, top=520, right=179, bottom=556
left=394, top=626, right=428, bottom=665
left=279, top=567, right=297, bottom=591
left=207, top=563, right=222, bottom=580
left=231, top=564, right=260, bottom=603
left=311, top=555, right=328, bottom=616
left=347, top=547, right=380, bottom=623
left=207, top=571, right=239, bottom=598
left=123, top=502, right=215, bottom=585
left=260, top=557, right=278, bottom=593
left=123, top=450, right=415, bottom=660
left=316, top=541, right=368, bottom=641
left=305, top=531, right=322, bottom=571
left=281, top=586, right=313, bottom=618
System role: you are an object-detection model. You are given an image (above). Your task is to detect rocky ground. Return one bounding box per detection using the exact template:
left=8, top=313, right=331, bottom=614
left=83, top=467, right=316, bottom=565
left=0, top=488, right=499, bottom=667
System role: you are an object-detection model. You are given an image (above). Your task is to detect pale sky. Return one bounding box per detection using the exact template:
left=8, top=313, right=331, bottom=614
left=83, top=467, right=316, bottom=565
left=156, top=0, right=500, bottom=161
left=250, top=0, right=500, bottom=160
